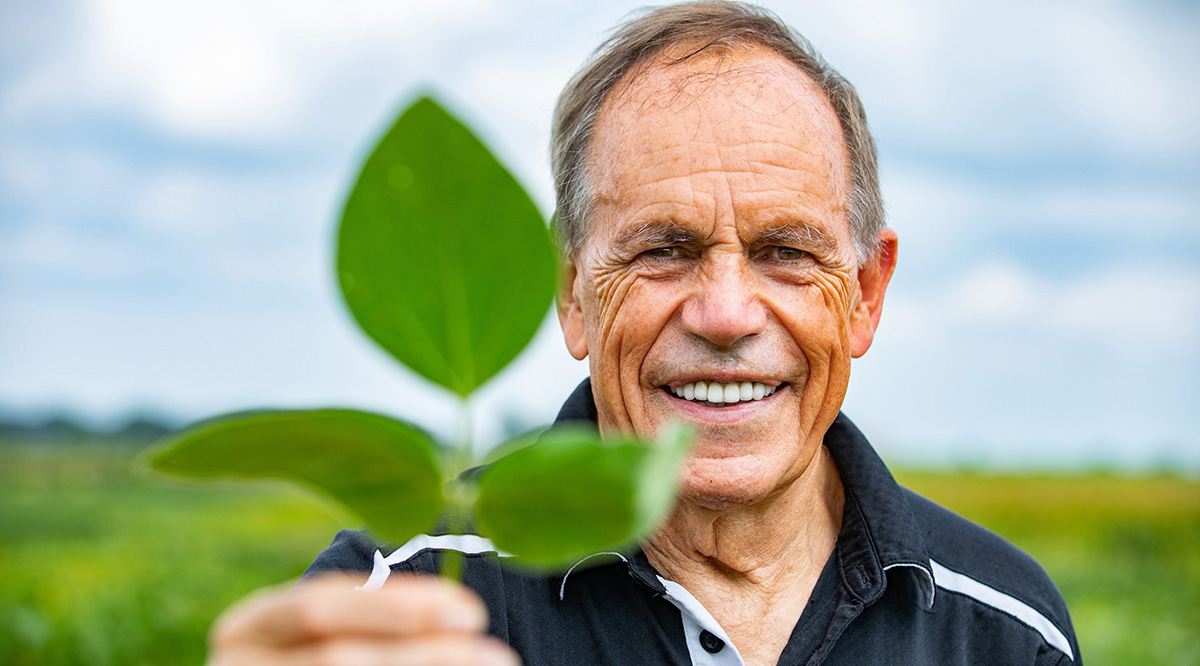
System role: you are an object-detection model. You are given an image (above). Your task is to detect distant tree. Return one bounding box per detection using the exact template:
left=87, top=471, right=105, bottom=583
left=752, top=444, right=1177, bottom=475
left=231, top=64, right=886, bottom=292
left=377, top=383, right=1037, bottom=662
left=0, top=410, right=177, bottom=444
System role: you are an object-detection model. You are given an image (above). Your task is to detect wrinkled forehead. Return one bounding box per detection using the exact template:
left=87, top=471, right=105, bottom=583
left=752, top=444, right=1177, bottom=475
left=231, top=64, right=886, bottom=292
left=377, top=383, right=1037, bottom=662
left=583, top=43, right=852, bottom=246
left=609, top=42, right=829, bottom=115
left=589, top=42, right=847, bottom=179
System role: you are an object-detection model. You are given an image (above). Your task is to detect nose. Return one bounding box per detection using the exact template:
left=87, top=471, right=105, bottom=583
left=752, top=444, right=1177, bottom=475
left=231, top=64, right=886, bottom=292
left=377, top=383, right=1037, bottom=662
left=679, top=256, right=767, bottom=348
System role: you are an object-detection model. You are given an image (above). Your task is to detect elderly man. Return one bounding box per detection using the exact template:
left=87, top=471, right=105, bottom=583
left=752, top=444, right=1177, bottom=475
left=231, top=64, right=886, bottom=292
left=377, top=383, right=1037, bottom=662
left=209, top=3, right=1079, bottom=665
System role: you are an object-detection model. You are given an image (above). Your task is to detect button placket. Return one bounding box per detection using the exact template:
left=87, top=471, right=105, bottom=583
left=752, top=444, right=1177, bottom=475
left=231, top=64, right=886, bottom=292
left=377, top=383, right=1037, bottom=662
left=657, top=576, right=745, bottom=666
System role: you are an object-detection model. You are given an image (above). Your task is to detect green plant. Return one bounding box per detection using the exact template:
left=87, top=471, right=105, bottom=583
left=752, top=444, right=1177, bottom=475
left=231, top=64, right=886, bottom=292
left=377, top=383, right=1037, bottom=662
left=143, top=96, right=691, bottom=577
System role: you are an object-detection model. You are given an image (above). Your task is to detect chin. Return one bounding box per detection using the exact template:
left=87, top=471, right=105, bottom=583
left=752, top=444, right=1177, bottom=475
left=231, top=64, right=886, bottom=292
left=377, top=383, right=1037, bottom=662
left=675, top=458, right=780, bottom=511
left=678, top=489, right=760, bottom=512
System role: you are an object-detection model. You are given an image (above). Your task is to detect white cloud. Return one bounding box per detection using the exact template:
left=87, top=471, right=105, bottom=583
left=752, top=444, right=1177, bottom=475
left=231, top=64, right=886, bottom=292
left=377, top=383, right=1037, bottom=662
left=0, top=226, right=135, bottom=276
left=82, top=0, right=298, bottom=139
left=212, top=243, right=328, bottom=292
left=1038, top=2, right=1200, bottom=158
left=120, top=166, right=345, bottom=294
left=879, top=164, right=984, bottom=241
left=131, top=169, right=238, bottom=238
left=882, top=161, right=1200, bottom=248
left=1050, top=266, right=1200, bottom=344
left=1027, top=185, right=1200, bottom=236
left=0, top=143, right=140, bottom=215
left=128, top=168, right=332, bottom=237
left=945, top=260, right=1038, bottom=321
left=890, top=259, right=1200, bottom=351
left=2, top=0, right=507, bottom=142
left=802, top=0, right=1200, bottom=162
left=81, top=0, right=503, bottom=142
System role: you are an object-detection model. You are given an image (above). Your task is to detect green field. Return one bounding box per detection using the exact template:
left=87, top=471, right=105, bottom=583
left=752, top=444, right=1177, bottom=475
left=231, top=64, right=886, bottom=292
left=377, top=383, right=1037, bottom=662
left=1, top=443, right=1197, bottom=665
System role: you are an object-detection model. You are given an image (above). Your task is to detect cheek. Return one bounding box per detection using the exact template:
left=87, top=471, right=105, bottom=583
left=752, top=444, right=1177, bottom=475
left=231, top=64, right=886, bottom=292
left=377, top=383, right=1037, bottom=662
left=767, top=275, right=852, bottom=350
left=583, top=272, right=686, bottom=435
left=783, top=273, right=857, bottom=431
left=586, top=271, right=681, bottom=365
left=815, top=275, right=854, bottom=347
left=764, top=271, right=856, bottom=409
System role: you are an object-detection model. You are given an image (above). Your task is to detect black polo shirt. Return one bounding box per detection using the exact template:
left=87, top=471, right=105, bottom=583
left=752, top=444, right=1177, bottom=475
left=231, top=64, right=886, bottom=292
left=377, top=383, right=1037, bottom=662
left=304, top=379, right=1081, bottom=665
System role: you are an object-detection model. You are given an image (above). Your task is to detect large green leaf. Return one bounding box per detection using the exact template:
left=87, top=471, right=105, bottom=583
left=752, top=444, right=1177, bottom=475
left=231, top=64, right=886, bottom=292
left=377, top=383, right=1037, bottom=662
left=631, top=423, right=693, bottom=537
left=143, top=409, right=443, bottom=543
left=338, top=96, right=556, bottom=397
left=474, top=424, right=692, bottom=567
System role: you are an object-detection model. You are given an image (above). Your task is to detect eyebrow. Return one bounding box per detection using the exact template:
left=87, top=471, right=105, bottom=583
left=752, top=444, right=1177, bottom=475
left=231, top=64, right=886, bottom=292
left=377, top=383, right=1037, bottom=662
left=610, top=220, right=705, bottom=256
left=755, top=222, right=837, bottom=254
left=608, top=219, right=839, bottom=257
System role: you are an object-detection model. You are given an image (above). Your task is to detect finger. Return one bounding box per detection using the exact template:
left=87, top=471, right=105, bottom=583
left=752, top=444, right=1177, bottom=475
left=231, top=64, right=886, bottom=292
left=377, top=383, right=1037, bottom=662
left=213, top=574, right=489, bottom=649
left=284, top=636, right=521, bottom=666
left=209, top=637, right=519, bottom=666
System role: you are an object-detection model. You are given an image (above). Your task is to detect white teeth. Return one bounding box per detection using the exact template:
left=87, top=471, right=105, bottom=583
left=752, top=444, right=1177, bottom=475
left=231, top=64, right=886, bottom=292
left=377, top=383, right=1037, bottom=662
left=668, top=380, right=780, bottom=405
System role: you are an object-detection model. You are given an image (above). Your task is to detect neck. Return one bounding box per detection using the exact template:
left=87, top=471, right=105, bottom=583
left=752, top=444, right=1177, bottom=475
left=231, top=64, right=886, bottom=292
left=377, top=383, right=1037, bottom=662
left=646, top=444, right=844, bottom=585
left=643, top=444, right=843, bottom=666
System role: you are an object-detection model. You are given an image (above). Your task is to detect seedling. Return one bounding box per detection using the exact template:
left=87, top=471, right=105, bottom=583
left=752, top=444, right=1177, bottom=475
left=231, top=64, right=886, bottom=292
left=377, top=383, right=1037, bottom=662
left=143, top=96, right=691, bottom=578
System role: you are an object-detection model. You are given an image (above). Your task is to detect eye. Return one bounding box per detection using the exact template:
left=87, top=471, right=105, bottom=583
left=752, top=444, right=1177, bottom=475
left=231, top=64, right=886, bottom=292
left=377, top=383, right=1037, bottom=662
left=768, top=246, right=809, bottom=261
left=642, top=246, right=682, bottom=259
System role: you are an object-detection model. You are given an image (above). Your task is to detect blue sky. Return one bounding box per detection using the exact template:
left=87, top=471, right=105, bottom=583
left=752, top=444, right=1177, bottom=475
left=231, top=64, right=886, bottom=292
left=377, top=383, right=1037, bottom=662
left=1, top=0, right=1197, bottom=470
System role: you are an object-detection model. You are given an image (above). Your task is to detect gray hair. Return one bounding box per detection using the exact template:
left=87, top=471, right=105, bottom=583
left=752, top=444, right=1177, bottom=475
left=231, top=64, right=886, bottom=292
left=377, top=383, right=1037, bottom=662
left=550, top=1, right=884, bottom=264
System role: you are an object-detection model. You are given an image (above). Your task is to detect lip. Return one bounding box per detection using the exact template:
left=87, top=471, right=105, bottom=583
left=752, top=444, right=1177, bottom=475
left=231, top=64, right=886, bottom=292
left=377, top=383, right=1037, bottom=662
left=658, top=383, right=788, bottom=424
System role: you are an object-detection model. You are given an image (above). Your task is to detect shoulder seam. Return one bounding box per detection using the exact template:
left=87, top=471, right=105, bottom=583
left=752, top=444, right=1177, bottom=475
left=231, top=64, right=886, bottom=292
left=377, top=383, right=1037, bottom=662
left=930, top=559, right=1074, bottom=661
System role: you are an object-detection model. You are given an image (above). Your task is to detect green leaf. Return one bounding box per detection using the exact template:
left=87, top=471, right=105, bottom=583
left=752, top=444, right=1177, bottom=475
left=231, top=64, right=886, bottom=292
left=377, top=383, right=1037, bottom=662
left=479, top=425, right=545, bottom=465
left=633, top=423, right=693, bottom=536
left=338, top=95, right=556, bottom=397
left=142, top=409, right=444, bottom=543
left=474, top=424, right=692, bottom=568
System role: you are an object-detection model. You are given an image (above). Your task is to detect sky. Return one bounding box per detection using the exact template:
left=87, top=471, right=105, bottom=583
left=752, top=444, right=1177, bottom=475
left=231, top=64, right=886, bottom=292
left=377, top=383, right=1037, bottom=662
left=1, top=0, right=1197, bottom=470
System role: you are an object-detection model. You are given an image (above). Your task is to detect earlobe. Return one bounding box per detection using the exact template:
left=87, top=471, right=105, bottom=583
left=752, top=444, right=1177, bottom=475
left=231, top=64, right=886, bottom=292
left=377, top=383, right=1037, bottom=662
left=557, top=259, right=589, bottom=361
left=849, top=229, right=898, bottom=358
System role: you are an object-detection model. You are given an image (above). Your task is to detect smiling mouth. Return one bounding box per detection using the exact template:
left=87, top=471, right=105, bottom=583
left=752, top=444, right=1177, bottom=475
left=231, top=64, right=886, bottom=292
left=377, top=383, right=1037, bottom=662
left=662, top=380, right=786, bottom=407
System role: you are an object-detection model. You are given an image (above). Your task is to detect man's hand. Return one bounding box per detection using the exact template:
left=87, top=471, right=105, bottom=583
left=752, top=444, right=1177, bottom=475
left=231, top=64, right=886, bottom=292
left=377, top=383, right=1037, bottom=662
left=208, top=574, right=520, bottom=666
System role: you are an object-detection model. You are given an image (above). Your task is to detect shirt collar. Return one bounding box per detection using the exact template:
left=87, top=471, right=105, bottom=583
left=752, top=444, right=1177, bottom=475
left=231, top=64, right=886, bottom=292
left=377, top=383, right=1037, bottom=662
left=551, top=377, right=599, bottom=426
left=551, top=378, right=934, bottom=609
left=824, top=412, right=935, bottom=608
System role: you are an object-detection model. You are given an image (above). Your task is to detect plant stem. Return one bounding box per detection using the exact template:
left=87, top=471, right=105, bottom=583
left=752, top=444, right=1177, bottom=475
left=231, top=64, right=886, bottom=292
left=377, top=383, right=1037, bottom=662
left=440, top=398, right=475, bottom=582
left=440, top=525, right=464, bottom=582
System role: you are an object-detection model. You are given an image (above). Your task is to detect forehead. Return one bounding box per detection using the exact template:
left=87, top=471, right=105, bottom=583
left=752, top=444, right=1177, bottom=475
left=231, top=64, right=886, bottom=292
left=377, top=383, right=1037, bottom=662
left=585, top=44, right=850, bottom=245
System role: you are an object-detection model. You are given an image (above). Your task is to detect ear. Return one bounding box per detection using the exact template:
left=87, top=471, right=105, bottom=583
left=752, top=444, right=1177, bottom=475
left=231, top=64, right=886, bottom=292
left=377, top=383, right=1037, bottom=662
left=557, top=258, right=589, bottom=360
left=849, top=229, right=898, bottom=358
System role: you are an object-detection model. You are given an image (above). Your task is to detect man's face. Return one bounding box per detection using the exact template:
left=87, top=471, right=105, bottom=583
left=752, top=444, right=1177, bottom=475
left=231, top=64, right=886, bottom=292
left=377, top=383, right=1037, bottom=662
left=558, top=46, right=896, bottom=510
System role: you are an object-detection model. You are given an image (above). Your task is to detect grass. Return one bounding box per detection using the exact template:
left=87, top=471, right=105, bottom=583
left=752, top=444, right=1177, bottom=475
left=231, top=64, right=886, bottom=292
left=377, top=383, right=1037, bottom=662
left=894, top=469, right=1200, bottom=666
left=0, top=442, right=346, bottom=666
left=1, top=442, right=1196, bottom=665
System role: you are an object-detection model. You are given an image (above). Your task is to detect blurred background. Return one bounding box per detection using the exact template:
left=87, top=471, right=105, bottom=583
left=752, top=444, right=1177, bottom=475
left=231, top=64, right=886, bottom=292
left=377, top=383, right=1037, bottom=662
left=1, top=1, right=1196, bottom=664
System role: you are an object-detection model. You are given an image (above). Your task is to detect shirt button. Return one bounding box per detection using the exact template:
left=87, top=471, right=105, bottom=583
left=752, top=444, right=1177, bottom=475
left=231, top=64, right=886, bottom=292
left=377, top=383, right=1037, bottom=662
left=699, top=630, right=725, bottom=654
